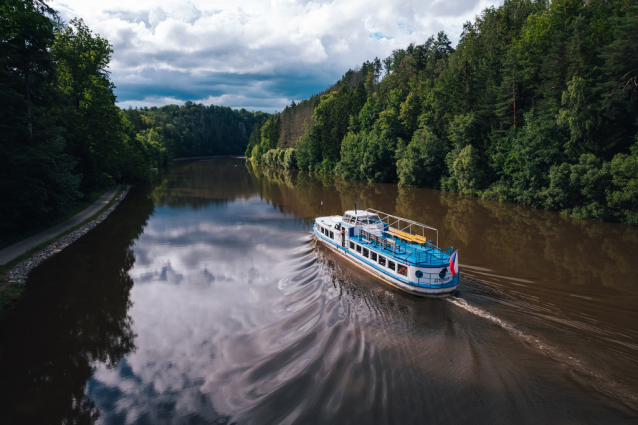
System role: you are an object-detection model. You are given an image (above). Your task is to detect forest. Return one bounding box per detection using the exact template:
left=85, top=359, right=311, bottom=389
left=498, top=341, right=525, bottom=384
left=0, top=0, right=265, bottom=235
left=248, top=0, right=638, bottom=225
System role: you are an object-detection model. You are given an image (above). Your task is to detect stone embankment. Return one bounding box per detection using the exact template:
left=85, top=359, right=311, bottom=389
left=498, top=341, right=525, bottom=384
left=7, top=186, right=130, bottom=283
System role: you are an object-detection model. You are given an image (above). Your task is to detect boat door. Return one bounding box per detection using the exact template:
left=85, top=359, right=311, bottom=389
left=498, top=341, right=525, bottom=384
left=335, top=223, right=346, bottom=247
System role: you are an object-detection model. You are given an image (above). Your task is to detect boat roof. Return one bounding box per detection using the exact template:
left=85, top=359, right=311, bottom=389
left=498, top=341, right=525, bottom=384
left=343, top=210, right=379, bottom=217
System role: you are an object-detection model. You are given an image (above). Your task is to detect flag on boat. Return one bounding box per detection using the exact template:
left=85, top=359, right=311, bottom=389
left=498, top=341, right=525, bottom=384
left=450, top=250, right=459, bottom=276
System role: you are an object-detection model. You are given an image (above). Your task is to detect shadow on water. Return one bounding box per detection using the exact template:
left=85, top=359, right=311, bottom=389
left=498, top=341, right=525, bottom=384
left=0, top=188, right=154, bottom=424
left=0, top=158, right=636, bottom=424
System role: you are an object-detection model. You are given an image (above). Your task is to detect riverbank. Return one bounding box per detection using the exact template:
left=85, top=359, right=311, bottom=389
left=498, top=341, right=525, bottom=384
left=173, top=155, right=246, bottom=162
left=246, top=157, right=638, bottom=226
left=0, top=186, right=130, bottom=312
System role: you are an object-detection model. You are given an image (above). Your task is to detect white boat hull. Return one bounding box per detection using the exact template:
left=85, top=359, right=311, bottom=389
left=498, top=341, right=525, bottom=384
left=314, top=227, right=458, bottom=298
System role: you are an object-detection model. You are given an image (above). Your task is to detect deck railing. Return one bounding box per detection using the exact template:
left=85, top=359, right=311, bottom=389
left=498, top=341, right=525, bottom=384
left=366, top=208, right=439, bottom=247
left=403, top=250, right=446, bottom=266
left=359, top=229, right=453, bottom=266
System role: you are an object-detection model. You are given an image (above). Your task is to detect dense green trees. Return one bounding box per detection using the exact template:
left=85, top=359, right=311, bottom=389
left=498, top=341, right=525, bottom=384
left=1, top=1, right=81, bottom=232
left=125, top=103, right=267, bottom=161
left=1, top=3, right=265, bottom=235
left=251, top=0, right=638, bottom=224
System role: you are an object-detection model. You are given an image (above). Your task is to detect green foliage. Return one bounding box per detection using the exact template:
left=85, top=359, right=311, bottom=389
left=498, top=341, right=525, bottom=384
left=606, top=153, right=638, bottom=222
left=359, top=129, right=398, bottom=183
left=336, top=132, right=366, bottom=179
left=283, top=148, right=297, bottom=169
left=1, top=4, right=266, bottom=234
left=52, top=18, right=123, bottom=193
left=542, top=154, right=613, bottom=220
left=488, top=111, right=566, bottom=205
left=358, top=97, right=379, bottom=132
left=397, top=126, right=446, bottom=187
left=0, top=1, right=83, bottom=231
left=246, top=0, right=638, bottom=224
left=258, top=147, right=298, bottom=169
left=450, top=145, right=486, bottom=195
left=126, top=103, right=267, bottom=159
left=557, top=76, right=597, bottom=157
left=540, top=151, right=638, bottom=223
left=399, top=92, right=421, bottom=135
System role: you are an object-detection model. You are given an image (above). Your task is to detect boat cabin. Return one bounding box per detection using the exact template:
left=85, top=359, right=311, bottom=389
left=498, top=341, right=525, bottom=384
left=313, top=209, right=458, bottom=296
left=342, top=210, right=383, bottom=225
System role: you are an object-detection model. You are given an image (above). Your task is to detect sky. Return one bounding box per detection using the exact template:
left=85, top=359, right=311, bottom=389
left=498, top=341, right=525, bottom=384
left=50, top=0, right=503, bottom=112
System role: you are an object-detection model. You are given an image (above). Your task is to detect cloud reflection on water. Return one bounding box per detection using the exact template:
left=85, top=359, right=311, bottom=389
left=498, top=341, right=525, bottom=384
left=86, top=160, right=638, bottom=424
left=89, top=197, right=307, bottom=423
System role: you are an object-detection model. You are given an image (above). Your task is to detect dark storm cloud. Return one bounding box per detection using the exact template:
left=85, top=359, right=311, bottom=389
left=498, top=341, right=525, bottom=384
left=114, top=67, right=335, bottom=111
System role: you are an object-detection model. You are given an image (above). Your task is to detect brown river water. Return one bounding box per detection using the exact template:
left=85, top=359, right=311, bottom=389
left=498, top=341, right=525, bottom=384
left=1, top=157, right=637, bottom=424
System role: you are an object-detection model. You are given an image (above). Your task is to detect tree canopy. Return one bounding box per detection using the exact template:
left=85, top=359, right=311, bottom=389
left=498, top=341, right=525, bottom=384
left=250, top=0, right=638, bottom=225
left=0, top=4, right=266, bottom=236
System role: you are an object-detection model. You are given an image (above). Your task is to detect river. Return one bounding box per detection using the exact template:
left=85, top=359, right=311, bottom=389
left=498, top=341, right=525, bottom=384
left=1, top=157, right=637, bottom=424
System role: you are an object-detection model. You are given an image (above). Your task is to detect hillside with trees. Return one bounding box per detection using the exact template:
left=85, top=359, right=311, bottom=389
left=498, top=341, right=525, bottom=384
left=124, top=104, right=268, bottom=160
left=0, top=0, right=264, bottom=237
left=249, top=0, right=638, bottom=224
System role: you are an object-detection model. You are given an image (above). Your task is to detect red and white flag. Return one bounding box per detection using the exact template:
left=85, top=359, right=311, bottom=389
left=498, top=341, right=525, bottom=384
left=449, top=251, right=459, bottom=276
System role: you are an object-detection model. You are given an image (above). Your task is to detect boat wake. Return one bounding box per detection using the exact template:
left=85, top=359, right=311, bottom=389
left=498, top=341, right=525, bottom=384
left=447, top=293, right=638, bottom=410
left=203, top=234, right=638, bottom=423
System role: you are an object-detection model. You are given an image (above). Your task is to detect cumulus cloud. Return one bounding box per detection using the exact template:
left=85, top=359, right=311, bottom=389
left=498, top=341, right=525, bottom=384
left=50, top=0, right=502, bottom=112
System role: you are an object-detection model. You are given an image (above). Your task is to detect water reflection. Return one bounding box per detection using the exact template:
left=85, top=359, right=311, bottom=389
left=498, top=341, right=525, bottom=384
left=247, top=161, right=638, bottom=296
left=1, top=159, right=637, bottom=424
left=246, top=161, right=638, bottom=407
left=0, top=188, right=154, bottom=424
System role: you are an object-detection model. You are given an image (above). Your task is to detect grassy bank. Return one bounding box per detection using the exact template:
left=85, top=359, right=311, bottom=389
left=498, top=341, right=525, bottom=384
left=0, top=186, right=125, bottom=314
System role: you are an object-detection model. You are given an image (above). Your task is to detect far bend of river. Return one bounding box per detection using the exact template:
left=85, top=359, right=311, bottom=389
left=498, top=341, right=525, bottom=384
left=1, top=157, right=638, bottom=425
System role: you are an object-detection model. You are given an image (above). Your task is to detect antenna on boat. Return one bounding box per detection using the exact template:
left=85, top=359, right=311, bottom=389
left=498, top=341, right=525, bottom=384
left=354, top=202, right=357, bottom=213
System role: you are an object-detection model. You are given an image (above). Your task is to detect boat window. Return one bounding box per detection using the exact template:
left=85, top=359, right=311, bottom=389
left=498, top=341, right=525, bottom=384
left=321, top=227, right=325, bottom=234
left=368, top=215, right=381, bottom=223
left=371, top=252, right=377, bottom=261
left=363, top=248, right=369, bottom=258
left=356, top=244, right=362, bottom=253
left=349, top=241, right=354, bottom=249
left=378, top=256, right=386, bottom=267
left=330, top=231, right=334, bottom=239
left=356, top=217, right=367, bottom=224
left=398, top=265, right=407, bottom=276
left=343, top=214, right=350, bottom=222
left=388, top=261, right=396, bottom=271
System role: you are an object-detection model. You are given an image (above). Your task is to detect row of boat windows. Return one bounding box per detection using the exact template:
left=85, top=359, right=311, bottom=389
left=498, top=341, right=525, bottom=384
left=349, top=241, right=408, bottom=276
left=319, top=225, right=334, bottom=239
left=318, top=224, right=408, bottom=278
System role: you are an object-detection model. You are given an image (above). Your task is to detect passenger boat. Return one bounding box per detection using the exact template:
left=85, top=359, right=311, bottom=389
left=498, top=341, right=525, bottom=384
left=313, top=208, right=459, bottom=297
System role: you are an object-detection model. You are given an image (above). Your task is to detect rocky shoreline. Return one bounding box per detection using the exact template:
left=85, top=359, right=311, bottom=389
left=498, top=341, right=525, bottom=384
left=6, top=186, right=130, bottom=283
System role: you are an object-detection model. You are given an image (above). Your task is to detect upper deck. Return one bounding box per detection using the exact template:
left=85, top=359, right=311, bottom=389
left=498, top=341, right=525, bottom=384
left=316, top=209, right=453, bottom=267
left=351, top=227, right=452, bottom=267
